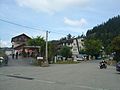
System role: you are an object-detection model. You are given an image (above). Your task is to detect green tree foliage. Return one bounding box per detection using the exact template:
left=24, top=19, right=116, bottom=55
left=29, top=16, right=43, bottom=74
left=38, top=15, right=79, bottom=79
left=111, top=35, right=120, bottom=62
left=111, top=35, right=120, bottom=51
left=27, top=36, right=45, bottom=56
left=86, top=15, right=120, bottom=53
left=79, top=49, right=86, bottom=54
left=48, top=41, right=59, bottom=63
left=67, top=34, right=72, bottom=39
left=84, top=39, right=102, bottom=58
left=59, top=46, right=72, bottom=59
left=60, top=34, right=73, bottom=41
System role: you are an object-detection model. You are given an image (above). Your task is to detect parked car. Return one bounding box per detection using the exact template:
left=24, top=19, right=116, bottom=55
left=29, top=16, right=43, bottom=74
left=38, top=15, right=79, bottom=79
left=116, top=61, right=120, bottom=72
left=74, top=54, right=85, bottom=61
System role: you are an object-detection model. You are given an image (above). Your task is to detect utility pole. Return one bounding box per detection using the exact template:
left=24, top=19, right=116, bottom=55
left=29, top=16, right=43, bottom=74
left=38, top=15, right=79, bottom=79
left=44, top=31, right=49, bottom=66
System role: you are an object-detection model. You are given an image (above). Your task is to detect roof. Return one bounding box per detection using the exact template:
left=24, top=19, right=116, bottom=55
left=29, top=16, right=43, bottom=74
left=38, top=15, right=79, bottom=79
left=11, top=33, right=31, bottom=42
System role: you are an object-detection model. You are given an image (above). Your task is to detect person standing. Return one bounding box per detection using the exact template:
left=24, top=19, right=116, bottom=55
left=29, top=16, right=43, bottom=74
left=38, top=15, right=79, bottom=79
left=12, top=50, right=15, bottom=59
left=16, top=52, right=18, bottom=59
left=12, top=53, right=15, bottom=59
left=12, top=52, right=15, bottom=59
left=27, top=51, right=30, bottom=57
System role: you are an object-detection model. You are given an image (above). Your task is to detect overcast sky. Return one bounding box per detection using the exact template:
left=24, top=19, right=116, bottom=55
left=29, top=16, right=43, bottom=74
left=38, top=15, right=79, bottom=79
left=0, top=0, right=120, bottom=47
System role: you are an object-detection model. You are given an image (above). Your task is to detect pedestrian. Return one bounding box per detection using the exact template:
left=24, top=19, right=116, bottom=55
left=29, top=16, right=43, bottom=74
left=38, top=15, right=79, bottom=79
left=12, top=53, right=15, bottom=59
left=16, top=52, right=18, bottom=59
left=27, top=51, right=30, bottom=57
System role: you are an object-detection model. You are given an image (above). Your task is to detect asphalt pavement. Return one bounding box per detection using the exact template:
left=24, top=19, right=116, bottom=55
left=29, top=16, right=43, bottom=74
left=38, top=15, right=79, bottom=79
left=0, top=58, right=120, bottom=90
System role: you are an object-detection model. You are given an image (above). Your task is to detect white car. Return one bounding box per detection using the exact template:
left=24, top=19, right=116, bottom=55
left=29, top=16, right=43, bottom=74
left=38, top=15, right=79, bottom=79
left=74, top=55, right=85, bottom=61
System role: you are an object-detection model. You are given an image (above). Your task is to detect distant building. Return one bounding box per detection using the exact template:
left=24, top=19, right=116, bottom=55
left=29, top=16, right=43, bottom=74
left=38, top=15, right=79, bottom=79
left=0, top=47, right=13, bottom=56
left=11, top=33, right=40, bottom=57
left=72, top=38, right=84, bottom=56
left=11, top=33, right=31, bottom=50
left=5, top=48, right=13, bottom=56
left=58, top=37, right=84, bottom=58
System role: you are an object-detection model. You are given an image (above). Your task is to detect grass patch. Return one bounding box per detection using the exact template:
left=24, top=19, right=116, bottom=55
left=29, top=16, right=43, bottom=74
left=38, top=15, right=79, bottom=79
left=55, top=60, right=80, bottom=64
left=32, top=59, right=80, bottom=65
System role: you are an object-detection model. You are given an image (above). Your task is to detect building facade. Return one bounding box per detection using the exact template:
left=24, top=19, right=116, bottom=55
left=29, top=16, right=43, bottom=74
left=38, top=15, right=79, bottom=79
left=72, top=38, right=84, bottom=55
left=11, top=33, right=31, bottom=50
left=59, top=37, right=84, bottom=58
left=11, top=33, right=40, bottom=57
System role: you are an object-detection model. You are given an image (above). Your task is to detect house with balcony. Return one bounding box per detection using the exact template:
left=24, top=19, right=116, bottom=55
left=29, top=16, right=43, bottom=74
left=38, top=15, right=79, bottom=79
left=11, top=33, right=40, bottom=57
left=11, top=33, right=31, bottom=51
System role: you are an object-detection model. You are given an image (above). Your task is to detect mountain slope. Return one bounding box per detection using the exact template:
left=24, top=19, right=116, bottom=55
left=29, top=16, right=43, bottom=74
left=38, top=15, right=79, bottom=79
left=86, top=15, right=120, bottom=48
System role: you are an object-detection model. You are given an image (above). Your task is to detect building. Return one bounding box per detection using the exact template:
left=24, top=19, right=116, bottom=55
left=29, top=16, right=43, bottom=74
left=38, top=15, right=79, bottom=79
left=0, top=47, right=13, bottom=56
left=72, top=38, right=84, bottom=56
left=58, top=37, right=84, bottom=58
left=4, top=48, right=13, bottom=56
left=11, top=33, right=31, bottom=50
left=11, top=33, right=40, bottom=57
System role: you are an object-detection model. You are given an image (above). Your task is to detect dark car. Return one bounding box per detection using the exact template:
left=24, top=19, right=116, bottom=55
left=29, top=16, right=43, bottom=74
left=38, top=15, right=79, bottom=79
left=116, top=61, right=120, bottom=72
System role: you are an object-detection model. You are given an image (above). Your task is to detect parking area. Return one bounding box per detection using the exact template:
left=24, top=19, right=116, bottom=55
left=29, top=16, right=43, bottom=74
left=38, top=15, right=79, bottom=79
left=0, top=60, right=120, bottom=90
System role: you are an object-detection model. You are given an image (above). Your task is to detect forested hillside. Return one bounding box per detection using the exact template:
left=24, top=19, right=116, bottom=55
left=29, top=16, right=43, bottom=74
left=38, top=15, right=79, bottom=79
left=86, top=15, right=120, bottom=49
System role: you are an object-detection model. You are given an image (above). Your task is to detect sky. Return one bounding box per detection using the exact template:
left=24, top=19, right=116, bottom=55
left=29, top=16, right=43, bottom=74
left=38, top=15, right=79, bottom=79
left=0, top=0, right=120, bottom=47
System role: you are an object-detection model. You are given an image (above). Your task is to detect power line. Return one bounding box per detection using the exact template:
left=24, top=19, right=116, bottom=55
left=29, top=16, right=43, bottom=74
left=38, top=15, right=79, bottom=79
left=0, top=18, right=46, bottom=32
left=0, top=18, right=72, bottom=36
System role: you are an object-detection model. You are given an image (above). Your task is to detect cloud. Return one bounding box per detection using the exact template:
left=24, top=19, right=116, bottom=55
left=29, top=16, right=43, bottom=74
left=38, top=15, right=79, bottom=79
left=16, top=0, right=89, bottom=13
left=64, top=17, right=87, bottom=27
left=0, top=40, right=11, bottom=47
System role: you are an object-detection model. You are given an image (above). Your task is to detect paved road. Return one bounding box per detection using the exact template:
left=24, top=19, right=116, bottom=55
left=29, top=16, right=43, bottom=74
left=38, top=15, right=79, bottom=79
left=0, top=59, right=120, bottom=90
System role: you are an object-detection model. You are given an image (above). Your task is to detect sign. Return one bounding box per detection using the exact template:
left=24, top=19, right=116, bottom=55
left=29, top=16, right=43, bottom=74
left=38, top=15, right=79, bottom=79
left=37, top=57, right=43, bottom=60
